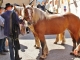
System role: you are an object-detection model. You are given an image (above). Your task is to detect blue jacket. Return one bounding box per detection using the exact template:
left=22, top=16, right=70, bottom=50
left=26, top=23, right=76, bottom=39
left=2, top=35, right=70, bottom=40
left=1, top=10, right=20, bottom=37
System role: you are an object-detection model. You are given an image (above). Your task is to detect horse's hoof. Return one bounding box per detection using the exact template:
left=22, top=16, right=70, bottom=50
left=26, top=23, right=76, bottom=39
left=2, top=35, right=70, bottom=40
left=34, top=45, right=36, bottom=47
left=74, top=55, right=80, bottom=58
left=46, top=53, right=48, bottom=56
left=15, top=57, right=22, bottom=60
left=70, top=52, right=74, bottom=55
left=39, top=57, right=45, bottom=60
left=39, top=54, right=48, bottom=60
left=77, top=56, right=80, bottom=58
left=36, top=47, right=40, bottom=49
left=54, top=42, right=57, bottom=44
left=19, top=57, right=22, bottom=60
left=61, top=43, right=65, bottom=45
left=39, top=55, right=47, bottom=60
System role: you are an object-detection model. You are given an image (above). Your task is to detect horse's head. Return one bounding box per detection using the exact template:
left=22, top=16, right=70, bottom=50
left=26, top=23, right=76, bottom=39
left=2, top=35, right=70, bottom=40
left=23, top=5, right=34, bottom=24
left=23, top=4, right=47, bottom=24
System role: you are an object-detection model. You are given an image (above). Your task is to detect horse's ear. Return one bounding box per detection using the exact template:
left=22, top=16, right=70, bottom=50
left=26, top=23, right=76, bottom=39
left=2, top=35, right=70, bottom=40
left=23, top=3, right=26, bottom=8
left=13, top=6, right=20, bottom=15
left=14, top=6, right=18, bottom=11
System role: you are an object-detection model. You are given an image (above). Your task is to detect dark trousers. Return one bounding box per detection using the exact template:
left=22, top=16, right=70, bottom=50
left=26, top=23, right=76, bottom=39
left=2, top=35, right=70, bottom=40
left=8, top=37, right=20, bottom=60
left=0, top=39, right=4, bottom=52
left=2, top=38, right=6, bottom=50
left=8, top=37, right=15, bottom=60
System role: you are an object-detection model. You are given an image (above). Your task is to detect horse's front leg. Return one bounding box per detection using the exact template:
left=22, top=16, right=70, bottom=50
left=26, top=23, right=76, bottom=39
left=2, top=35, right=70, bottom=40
left=60, top=32, right=65, bottom=45
left=33, top=34, right=40, bottom=49
left=38, top=34, right=48, bottom=59
left=29, top=25, right=40, bottom=48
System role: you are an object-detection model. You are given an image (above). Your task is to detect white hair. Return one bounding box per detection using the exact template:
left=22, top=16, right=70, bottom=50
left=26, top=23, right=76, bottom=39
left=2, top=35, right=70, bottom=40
left=26, top=6, right=63, bottom=23
left=32, top=7, right=48, bottom=23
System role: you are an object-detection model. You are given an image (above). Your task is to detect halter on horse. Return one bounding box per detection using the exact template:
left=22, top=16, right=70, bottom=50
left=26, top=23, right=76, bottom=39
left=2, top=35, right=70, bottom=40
left=23, top=5, right=80, bottom=59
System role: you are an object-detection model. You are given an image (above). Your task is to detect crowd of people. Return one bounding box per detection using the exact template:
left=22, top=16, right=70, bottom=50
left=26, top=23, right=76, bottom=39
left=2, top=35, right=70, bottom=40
left=37, top=1, right=55, bottom=14
left=0, top=1, right=80, bottom=60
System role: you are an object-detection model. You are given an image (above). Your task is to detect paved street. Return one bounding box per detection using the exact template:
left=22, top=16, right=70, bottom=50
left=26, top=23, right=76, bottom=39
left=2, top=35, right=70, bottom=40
left=0, top=30, right=80, bottom=60
left=0, top=0, right=80, bottom=60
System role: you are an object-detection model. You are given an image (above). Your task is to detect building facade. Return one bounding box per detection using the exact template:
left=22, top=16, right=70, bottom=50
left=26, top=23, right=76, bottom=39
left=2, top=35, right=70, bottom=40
left=2, top=0, right=34, bottom=7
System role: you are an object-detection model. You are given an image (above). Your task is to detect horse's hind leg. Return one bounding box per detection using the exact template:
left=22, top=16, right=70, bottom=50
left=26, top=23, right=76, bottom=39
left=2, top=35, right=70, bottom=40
left=60, top=32, right=65, bottom=45
left=70, top=33, right=79, bottom=55
left=54, top=34, right=59, bottom=44
left=77, top=38, right=80, bottom=45
left=70, top=38, right=76, bottom=55
left=54, top=32, right=65, bottom=45
left=76, top=38, right=80, bottom=53
left=74, top=39, right=80, bottom=57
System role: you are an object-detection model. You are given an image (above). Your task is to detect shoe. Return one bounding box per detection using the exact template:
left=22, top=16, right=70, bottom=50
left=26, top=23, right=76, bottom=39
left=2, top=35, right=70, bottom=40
left=15, top=57, right=22, bottom=60
left=3, top=50, right=9, bottom=52
left=0, top=52, right=6, bottom=55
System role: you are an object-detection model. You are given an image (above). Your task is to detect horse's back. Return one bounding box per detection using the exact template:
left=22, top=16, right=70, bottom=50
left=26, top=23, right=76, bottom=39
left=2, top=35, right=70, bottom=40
left=63, top=13, right=80, bottom=32
left=34, top=15, right=68, bottom=34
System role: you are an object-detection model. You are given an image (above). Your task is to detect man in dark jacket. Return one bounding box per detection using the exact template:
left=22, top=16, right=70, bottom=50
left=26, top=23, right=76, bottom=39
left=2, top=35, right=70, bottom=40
left=41, top=1, right=46, bottom=11
left=1, top=3, right=21, bottom=60
left=37, top=2, right=41, bottom=9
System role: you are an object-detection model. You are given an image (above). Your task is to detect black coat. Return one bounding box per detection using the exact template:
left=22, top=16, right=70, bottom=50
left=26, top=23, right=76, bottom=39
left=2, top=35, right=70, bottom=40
left=41, top=5, right=46, bottom=11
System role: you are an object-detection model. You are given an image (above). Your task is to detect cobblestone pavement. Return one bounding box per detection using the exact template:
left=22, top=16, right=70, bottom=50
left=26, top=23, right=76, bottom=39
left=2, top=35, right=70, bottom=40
left=0, top=31, right=80, bottom=60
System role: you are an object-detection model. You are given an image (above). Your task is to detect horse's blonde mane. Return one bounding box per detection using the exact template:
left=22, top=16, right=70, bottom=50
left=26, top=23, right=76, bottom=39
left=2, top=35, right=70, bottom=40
left=32, top=7, right=63, bottom=22
left=26, top=6, right=65, bottom=23
left=32, top=7, right=48, bottom=22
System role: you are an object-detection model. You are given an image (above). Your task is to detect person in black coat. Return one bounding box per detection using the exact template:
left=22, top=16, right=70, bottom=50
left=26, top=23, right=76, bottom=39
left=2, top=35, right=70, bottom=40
left=41, top=1, right=46, bottom=11
left=37, top=2, right=41, bottom=9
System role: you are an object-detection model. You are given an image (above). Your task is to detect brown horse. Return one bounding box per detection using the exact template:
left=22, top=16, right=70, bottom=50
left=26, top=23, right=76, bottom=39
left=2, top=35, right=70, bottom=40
left=23, top=5, right=80, bottom=59
left=14, top=5, right=65, bottom=50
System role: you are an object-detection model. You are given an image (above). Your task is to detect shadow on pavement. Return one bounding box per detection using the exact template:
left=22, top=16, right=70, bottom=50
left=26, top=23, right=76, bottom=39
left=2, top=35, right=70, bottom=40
left=46, top=44, right=74, bottom=60
left=35, top=44, right=77, bottom=60
left=36, top=48, right=42, bottom=60
left=20, top=44, right=28, bottom=52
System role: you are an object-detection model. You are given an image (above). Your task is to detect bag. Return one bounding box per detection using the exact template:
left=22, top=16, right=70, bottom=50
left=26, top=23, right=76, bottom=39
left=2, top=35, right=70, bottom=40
left=14, top=39, right=20, bottom=50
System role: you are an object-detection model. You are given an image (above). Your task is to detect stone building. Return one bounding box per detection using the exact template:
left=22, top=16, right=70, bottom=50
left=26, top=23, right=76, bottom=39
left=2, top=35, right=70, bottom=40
left=2, top=0, right=37, bottom=7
